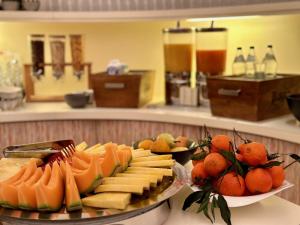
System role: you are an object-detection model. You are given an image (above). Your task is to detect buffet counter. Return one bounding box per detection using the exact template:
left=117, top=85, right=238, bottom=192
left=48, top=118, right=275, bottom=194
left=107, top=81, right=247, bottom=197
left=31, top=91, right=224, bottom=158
left=0, top=102, right=299, bottom=144
left=0, top=102, right=299, bottom=205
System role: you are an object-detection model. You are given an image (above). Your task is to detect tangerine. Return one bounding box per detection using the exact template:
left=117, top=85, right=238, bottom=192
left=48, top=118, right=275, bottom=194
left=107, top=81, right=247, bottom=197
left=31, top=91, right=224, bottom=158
left=203, top=153, right=227, bottom=177
left=238, top=143, right=248, bottom=154
left=150, top=139, right=170, bottom=152
left=138, top=139, right=154, bottom=150
left=235, top=153, right=243, bottom=162
left=216, top=172, right=245, bottom=196
left=241, top=142, right=268, bottom=166
left=245, top=168, right=273, bottom=194
left=191, top=161, right=208, bottom=186
left=211, top=135, right=232, bottom=153
left=267, top=165, right=285, bottom=188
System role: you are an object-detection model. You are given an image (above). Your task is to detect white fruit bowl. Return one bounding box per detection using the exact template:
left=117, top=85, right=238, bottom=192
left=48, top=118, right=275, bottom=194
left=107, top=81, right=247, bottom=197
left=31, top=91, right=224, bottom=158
left=190, top=180, right=293, bottom=208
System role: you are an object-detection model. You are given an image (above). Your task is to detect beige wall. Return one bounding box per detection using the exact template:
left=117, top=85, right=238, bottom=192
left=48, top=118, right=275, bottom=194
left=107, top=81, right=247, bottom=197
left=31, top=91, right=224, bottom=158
left=0, top=14, right=300, bottom=102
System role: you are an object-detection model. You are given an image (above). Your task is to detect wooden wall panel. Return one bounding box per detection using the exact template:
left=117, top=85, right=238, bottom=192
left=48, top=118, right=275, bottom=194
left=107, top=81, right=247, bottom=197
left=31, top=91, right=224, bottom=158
left=0, top=120, right=299, bottom=205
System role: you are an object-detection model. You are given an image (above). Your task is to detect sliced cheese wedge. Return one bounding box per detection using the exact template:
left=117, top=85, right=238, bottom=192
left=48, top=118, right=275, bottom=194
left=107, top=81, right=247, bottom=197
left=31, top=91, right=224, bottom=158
left=127, top=167, right=173, bottom=177
left=82, top=192, right=131, bottom=210
left=131, top=150, right=152, bottom=158
left=124, top=171, right=163, bottom=182
left=102, top=177, right=150, bottom=190
left=131, top=155, right=172, bottom=162
left=95, top=184, right=144, bottom=195
left=115, top=173, right=158, bottom=187
left=130, top=160, right=175, bottom=168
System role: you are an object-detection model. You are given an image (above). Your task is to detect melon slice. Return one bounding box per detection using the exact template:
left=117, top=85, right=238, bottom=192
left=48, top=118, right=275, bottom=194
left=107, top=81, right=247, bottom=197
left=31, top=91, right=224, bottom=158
left=35, top=162, right=64, bottom=211
left=18, top=168, right=43, bottom=210
left=65, top=162, right=82, bottom=211
left=82, top=193, right=131, bottom=210
left=0, top=159, right=37, bottom=208
left=72, top=154, right=103, bottom=194
left=59, top=161, right=66, bottom=181
left=72, top=156, right=89, bottom=170
left=101, top=143, right=120, bottom=177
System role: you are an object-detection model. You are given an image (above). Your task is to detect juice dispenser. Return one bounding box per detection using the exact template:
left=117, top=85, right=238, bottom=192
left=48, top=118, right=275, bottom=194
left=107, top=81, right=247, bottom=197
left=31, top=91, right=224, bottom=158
left=196, top=23, right=228, bottom=105
left=163, top=23, right=193, bottom=105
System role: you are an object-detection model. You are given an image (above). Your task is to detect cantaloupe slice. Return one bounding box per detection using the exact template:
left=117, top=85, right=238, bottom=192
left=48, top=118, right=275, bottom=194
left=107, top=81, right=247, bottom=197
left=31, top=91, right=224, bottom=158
left=71, top=156, right=89, bottom=170
left=72, top=155, right=103, bottom=194
left=100, top=143, right=120, bottom=177
left=59, top=161, right=66, bottom=181
left=18, top=168, right=43, bottom=210
left=0, top=159, right=37, bottom=208
left=116, top=147, right=132, bottom=172
left=35, top=162, right=64, bottom=211
left=65, top=162, right=82, bottom=211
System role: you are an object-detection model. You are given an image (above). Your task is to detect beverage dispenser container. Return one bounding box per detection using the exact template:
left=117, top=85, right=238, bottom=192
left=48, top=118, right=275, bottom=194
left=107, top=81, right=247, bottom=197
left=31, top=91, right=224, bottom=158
left=196, top=22, right=228, bottom=105
left=163, top=23, right=193, bottom=105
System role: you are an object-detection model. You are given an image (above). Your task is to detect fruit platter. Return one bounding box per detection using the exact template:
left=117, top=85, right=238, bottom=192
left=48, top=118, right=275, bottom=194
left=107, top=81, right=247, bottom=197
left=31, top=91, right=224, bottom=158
left=0, top=140, right=187, bottom=225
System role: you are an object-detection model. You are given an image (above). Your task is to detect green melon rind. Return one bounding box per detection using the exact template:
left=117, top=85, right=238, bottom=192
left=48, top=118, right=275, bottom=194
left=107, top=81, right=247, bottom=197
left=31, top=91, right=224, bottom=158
left=0, top=202, right=18, bottom=209
left=66, top=201, right=82, bottom=212
left=81, top=175, right=102, bottom=194
left=18, top=204, right=36, bottom=211
left=37, top=204, right=62, bottom=212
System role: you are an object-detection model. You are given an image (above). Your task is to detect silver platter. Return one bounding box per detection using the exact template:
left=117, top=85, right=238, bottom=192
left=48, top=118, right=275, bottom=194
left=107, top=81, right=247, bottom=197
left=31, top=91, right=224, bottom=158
left=0, top=163, right=187, bottom=225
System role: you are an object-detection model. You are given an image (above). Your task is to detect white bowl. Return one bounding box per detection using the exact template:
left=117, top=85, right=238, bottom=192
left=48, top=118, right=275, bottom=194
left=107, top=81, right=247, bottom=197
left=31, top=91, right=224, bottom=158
left=190, top=180, right=294, bottom=208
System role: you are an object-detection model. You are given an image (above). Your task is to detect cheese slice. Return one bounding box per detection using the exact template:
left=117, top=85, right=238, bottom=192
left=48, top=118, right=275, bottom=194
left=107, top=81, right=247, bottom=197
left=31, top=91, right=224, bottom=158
left=130, top=160, right=175, bottom=168
left=131, top=155, right=172, bottom=162
left=102, top=177, right=150, bottom=190
left=82, top=192, right=131, bottom=210
left=127, top=167, right=173, bottom=177
left=115, top=173, right=158, bottom=187
left=95, top=184, right=144, bottom=195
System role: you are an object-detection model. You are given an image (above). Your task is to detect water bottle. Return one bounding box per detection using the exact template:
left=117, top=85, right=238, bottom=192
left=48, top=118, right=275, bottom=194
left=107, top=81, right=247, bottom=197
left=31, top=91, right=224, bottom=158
left=263, top=45, right=277, bottom=78
left=246, top=46, right=256, bottom=78
left=232, top=47, right=246, bottom=76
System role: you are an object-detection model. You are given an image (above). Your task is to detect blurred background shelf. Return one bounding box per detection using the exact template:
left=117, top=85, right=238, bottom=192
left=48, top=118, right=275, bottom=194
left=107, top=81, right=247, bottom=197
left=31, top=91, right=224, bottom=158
left=0, top=1, right=300, bottom=22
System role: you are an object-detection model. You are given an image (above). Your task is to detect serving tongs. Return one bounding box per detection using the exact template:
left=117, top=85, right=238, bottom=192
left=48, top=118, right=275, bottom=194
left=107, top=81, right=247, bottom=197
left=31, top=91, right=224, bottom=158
left=1, top=139, right=75, bottom=160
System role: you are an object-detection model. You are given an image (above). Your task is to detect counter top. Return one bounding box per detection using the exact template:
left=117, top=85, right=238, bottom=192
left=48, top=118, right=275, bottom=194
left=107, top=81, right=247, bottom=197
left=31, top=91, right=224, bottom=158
left=0, top=103, right=299, bottom=144
left=165, top=185, right=300, bottom=225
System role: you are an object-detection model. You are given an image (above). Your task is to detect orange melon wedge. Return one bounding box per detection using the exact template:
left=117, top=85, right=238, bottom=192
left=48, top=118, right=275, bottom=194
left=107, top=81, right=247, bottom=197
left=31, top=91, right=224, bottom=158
left=0, top=159, right=37, bottom=208
left=101, top=143, right=120, bottom=177
left=72, top=155, right=103, bottom=194
left=65, top=162, right=82, bottom=211
left=18, top=168, right=43, bottom=210
left=35, top=162, right=64, bottom=211
left=117, top=148, right=132, bottom=172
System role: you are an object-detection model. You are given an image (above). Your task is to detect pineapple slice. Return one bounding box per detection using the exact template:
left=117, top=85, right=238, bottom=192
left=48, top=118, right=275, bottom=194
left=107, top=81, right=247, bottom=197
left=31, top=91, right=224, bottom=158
left=115, top=173, right=158, bottom=187
left=82, top=193, right=131, bottom=210
left=95, top=184, right=144, bottom=195
left=131, top=155, right=172, bottom=162
left=131, top=150, right=152, bottom=158
left=75, top=142, right=88, bottom=151
left=124, top=171, right=163, bottom=182
left=130, top=160, right=175, bottom=168
left=127, top=167, right=173, bottom=177
left=102, top=177, right=150, bottom=190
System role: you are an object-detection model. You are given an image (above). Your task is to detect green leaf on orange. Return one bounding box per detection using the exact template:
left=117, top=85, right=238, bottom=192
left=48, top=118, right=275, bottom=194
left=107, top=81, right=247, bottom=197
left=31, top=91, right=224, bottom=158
left=182, top=191, right=204, bottom=211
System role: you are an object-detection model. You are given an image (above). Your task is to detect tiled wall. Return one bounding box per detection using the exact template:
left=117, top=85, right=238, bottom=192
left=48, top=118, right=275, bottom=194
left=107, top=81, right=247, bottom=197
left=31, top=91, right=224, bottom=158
left=39, top=0, right=300, bottom=11
left=0, top=120, right=299, bottom=204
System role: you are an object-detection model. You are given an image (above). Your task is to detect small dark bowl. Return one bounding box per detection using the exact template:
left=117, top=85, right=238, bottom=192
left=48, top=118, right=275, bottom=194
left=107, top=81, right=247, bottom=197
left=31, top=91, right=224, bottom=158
left=133, top=141, right=198, bottom=165
left=287, top=94, right=300, bottom=121
left=64, top=92, right=89, bottom=109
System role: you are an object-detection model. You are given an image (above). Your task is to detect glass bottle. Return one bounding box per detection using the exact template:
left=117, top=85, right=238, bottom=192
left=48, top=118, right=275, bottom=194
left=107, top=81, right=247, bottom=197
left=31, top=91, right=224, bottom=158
left=49, top=35, right=66, bottom=80
left=232, top=47, right=246, bottom=76
left=246, top=46, right=256, bottom=78
left=263, top=45, right=277, bottom=78
left=30, top=34, right=45, bottom=80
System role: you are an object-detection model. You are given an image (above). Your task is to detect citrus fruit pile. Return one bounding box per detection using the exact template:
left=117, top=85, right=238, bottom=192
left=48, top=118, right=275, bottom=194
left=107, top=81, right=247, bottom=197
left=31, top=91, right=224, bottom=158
left=191, top=134, right=285, bottom=196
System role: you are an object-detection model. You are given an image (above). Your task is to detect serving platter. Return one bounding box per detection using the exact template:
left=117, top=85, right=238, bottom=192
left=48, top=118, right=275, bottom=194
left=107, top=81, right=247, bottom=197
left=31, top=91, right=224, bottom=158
left=190, top=180, right=293, bottom=208
left=0, top=162, right=188, bottom=225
